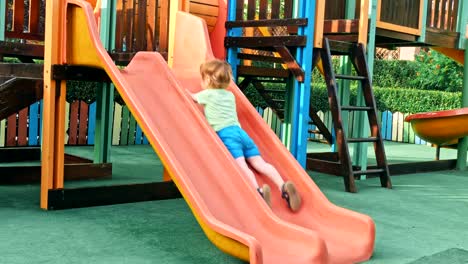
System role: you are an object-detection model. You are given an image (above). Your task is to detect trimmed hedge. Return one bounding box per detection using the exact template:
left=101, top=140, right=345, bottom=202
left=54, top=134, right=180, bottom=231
left=308, top=85, right=461, bottom=113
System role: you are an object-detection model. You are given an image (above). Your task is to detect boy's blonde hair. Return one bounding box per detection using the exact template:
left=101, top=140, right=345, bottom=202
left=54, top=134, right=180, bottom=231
left=200, top=59, right=233, bottom=89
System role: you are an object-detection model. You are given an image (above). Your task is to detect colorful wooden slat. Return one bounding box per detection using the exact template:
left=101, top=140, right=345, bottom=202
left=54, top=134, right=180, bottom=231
left=6, top=114, right=17, bottom=146
left=29, top=102, right=39, bottom=146
left=87, top=102, right=96, bottom=145
left=391, top=111, right=399, bottom=142
left=39, top=100, right=43, bottom=144
left=112, top=103, right=123, bottom=145
left=396, top=112, right=405, bottom=142
left=17, top=107, right=28, bottom=146
left=259, top=0, right=267, bottom=19
left=135, top=124, right=143, bottom=144
left=0, top=119, right=5, bottom=147
left=64, top=102, right=70, bottom=144
left=403, top=113, right=410, bottom=143
left=120, top=105, right=130, bottom=145
left=77, top=101, right=89, bottom=145
left=247, top=0, right=256, bottom=20
left=68, top=101, right=79, bottom=145
left=128, top=113, right=137, bottom=145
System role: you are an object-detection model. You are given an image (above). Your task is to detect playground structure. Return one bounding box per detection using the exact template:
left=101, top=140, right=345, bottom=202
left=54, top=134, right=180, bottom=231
left=0, top=0, right=467, bottom=263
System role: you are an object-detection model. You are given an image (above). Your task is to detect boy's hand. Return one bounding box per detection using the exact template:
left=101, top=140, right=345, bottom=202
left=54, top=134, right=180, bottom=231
left=186, top=89, right=198, bottom=102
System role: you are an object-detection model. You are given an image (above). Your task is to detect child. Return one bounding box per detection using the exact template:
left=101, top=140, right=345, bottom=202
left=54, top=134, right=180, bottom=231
left=188, top=59, right=301, bottom=212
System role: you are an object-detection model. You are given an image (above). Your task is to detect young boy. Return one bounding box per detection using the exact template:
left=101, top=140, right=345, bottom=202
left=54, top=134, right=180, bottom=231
left=188, top=59, right=301, bottom=212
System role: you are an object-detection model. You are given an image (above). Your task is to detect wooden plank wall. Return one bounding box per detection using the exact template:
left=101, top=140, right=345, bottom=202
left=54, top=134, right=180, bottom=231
left=379, top=0, right=421, bottom=29
left=4, top=0, right=44, bottom=41
left=325, top=0, right=347, bottom=19
left=188, top=0, right=219, bottom=32
left=427, top=0, right=459, bottom=31
left=115, top=0, right=170, bottom=52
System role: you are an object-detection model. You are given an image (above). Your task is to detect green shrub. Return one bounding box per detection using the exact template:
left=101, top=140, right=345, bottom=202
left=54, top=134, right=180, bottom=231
left=411, top=49, right=464, bottom=92
left=373, top=59, right=418, bottom=88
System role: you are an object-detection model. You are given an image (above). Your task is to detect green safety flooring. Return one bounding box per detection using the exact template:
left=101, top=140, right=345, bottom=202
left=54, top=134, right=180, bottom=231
left=0, top=142, right=467, bottom=264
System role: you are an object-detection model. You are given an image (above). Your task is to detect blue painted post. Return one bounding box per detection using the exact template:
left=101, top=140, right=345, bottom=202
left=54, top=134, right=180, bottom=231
left=226, top=0, right=241, bottom=80
left=290, top=0, right=316, bottom=167
left=135, top=124, right=143, bottom=145
left=87, top=102, right=96, bottom=145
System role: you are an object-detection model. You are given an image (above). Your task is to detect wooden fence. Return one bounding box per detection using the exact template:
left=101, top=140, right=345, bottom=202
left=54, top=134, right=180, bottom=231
left=0, top=100, right=430, bottom=147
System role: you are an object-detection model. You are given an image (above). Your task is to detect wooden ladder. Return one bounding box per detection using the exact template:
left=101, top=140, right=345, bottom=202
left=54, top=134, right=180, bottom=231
left=308, top=38, right=392, bottom=192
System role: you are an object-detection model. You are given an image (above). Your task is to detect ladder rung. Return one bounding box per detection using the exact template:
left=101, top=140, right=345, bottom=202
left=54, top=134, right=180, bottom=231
left=353, top=168, right=385, bottom=176
left=308, top=129, right=322, bottom=134
left=341, top=106, right=373, bottom=111
left=259, top=89, right=285, bottom=93
left=307, top=138, right=329, bottom=144
left=347, top=137, right=378, bottom=143
left=335, top=74, right=366, bottom=81
left=252, top=79, right=287, bottom=84
left=272, top=99, right=285, bottom=103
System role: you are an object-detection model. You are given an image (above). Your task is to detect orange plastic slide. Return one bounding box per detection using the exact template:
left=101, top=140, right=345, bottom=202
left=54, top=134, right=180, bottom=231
left=66, top=1, right=375, bottom=263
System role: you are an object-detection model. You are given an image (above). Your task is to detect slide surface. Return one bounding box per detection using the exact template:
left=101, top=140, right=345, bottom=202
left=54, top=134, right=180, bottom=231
left=405, top=108, right=468, bottom=145
left=66, top=2, right=375, bottom=263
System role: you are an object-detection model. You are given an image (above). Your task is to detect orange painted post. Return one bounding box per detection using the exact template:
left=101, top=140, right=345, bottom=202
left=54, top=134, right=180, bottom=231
left=41, top=0, right=66, bottom=209
left=53, top=81, right=67, bottom=189
left=162, top=167, right=172, bottom=181
left=314, top=0, right=325, bottom=48
left=358, top=0, right=369, bottom=46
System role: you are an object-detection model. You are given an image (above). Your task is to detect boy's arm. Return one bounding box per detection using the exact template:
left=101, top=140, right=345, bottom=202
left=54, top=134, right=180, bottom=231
left=186, top=89, right=198, bottom=102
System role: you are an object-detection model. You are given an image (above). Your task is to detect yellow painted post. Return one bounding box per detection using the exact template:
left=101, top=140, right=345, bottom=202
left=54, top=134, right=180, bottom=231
left=41, top=0, right=66, bottom=209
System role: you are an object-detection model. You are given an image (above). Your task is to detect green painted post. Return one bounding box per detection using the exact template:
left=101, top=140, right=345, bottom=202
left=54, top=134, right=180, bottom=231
left=457, top=1, right=468, bottom=49
left=282, top=78, right=294, bottom=150
left=456, top=39, right=468, bottom=170
left=352, top=0, right=378, bottom=179
left=418, top=0, right=429, bottom=43
left=334, top=0, right=356, bottom=152
left=94, top=0, right=116, bottom=163
left=0, top=1, right=5, bottom=40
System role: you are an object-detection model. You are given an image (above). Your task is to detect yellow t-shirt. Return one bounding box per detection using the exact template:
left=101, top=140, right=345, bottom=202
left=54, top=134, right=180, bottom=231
left=194, top=89, right=240, bottom=131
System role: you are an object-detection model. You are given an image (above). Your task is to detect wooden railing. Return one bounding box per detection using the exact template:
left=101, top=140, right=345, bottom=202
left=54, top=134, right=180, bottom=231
left=2, top=0, right=170, bottom=53
left=115, top=0, right=169, bottom=53
left=377, top=0, right=423, bottom=35
left=426, top=0, right=459, bottom=32
left=234, top=0, right=295, bottom=20
left=4, top=0, right=44, bottom=41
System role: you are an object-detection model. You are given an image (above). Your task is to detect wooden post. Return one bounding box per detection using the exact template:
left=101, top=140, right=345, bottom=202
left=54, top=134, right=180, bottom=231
left=42, top=0, right=66, bottom=209
left=94, top=0, right=116, bottom=164
left=313, top=0, right=325, bottom=48
left=456, top=37, right=468, bottom=170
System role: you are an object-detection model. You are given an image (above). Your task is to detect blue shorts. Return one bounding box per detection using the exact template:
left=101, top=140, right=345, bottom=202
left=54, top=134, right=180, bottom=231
left=217, top=125, right=260, bottom=159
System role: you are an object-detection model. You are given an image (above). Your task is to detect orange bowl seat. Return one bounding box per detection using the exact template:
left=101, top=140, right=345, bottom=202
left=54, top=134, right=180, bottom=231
left=405, top=108, right=468, bottom=145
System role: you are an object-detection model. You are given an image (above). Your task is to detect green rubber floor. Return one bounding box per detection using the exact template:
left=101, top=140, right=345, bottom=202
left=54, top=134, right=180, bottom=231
left=0, top=142, right=467, bottom=264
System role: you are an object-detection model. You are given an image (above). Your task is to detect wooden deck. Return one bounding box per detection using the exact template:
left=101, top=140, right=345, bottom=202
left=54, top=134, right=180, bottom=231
left=322, top=0, right=463, bottom=49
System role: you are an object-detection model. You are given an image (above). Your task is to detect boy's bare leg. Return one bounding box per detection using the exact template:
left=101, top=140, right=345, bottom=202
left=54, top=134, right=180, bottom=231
left=235, top=157, right=260, bottom=189
left=246, top=156, right=284, bottom=191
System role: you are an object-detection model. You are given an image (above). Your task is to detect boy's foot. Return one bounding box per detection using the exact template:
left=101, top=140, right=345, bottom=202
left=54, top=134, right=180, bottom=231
left=257, top=184, right=271, bottom=208
left=281, top=181, right=301, bottom=212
